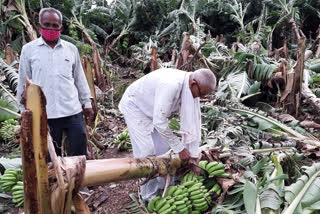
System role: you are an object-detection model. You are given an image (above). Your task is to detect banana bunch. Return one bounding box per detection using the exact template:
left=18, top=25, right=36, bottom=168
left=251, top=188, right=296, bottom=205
left=11, top=181, right=24, bottom=207
left=199, top=160, right=232, bottom=178
left=208, top=183, right=222, bottom=196
left=185, top=181, right=210, bottom=213
left=0, top=168, right=22, bottom=192
left=182, top=172, right=199, bottom=183
left=114, top=129, right=131, bottom=151
left=147, top=184, right=193, bottom=214
left=0, top=119, right=20, bottom=142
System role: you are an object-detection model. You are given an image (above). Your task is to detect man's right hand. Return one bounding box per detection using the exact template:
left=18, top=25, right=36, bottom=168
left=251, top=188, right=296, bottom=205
left=179, top=148, right=191, bottom=163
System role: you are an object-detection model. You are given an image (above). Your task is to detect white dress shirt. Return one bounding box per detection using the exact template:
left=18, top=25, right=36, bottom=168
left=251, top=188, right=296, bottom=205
left=119, top=68, right=188, bottom=154
left=16, top=37, right=92, bottom=119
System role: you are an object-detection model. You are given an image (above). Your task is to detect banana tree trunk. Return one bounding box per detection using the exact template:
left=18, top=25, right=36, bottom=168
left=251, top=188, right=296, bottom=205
left=82, top=56, right=98, bottom=115
left=16, top=0, right=37, bottom=41
left=20, top=79, right=51, bottom=214
left=302, top=78, right=320, bottom=113
left=282, top=18, right=306, bottom=116
left=81, top=154, right=181, bottom=187
left=73, top=17, right=106, bottom=90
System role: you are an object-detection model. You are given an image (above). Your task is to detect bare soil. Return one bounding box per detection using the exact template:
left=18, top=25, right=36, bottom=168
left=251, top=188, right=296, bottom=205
left=86, top=148, right=140, bottom=214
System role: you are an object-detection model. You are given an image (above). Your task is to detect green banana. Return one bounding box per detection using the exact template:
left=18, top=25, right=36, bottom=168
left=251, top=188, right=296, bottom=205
left=210, top=169, right=225, bottom=176
left=216, top=188, right=221, bottom=195
left=11, top=185, right=24, bottom=191
left=147, top=196, right=160, bottom=212
left=165, top=186, right=177, bottom=197
left=219, top=173, right=233, bottom=178
left=190, top=193, right=204, bottom=200
left=189, top=189, right=203, bottom=196
left=159, top=207, right=172, bottom=214
left=181, top=187, right=188, bottom=194
left=199, top=160, right=208, bottom=169
left=173, top=188, right=183, bottom=196
left=187, top=183, right=202, bottom=193
left=174, top=194, right=185, bottom=201
left=177, top=206, right=188, bottom=213
left=205, top=161, right=218, bottom=171
left=209, top=184, right=220, bottom=192
left=15, top=200, right=24, bottom=207
left=173, top=200, right=185, bottom=206
left=182, top=180, right=196, bottom=187
left=158, top=203, right=170, bottom=213
left=193, top=202, right=208, bottom=210
left=176, top=204, right=187, bottom=210
left=191, top=210, right=201, bottom=214
left=192, top=198, right=207, bottom=204
left=208, top=163, right=225, bottom=174
left=155, top=198, right=166, bottom=211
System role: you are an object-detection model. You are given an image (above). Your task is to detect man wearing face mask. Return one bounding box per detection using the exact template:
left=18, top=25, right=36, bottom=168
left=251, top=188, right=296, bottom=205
left=16, top=8, right=94, bottom=157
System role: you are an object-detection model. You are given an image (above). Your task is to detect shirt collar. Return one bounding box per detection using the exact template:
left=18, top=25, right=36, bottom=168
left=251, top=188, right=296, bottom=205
left=37, top=36, right=64, bottom=48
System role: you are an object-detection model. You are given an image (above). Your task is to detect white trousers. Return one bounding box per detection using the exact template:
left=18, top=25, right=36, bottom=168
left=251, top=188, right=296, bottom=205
left=120, top=98, right=172, bottom=201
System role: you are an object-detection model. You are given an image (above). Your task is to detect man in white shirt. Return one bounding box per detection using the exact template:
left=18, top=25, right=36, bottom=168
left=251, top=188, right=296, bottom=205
left=119, top=68, right=216, bottom=201
left=16, top=8, right=94, bottom=157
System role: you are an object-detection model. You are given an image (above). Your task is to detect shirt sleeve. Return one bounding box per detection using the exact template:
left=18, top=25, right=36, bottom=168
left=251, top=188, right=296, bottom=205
left=153, top=81, right=184, bottom=153
left=73, top=48, right=92, bottom=109
left=16, top=46, right=31, bottom=112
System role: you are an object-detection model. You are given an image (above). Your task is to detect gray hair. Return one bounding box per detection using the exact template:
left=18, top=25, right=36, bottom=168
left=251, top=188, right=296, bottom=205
left=193, top=68, right=216, bottom=91
left=39, top=8, right=63, bottom=24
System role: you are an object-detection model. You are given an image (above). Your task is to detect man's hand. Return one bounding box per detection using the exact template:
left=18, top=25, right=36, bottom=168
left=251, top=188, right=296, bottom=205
left=190, top=158, right=201, bottom=176
left=83, top=108, right=94, bottom=124
left=179, top=148, right=191, bottom=163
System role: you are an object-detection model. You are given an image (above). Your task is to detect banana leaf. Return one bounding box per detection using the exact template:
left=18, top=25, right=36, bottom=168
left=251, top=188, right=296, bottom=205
left=308, top=64, right=320, bottom=73
left=243, top=180, right=257, bottom=214
left=216, top=72, right=251, bottom=99
left=282, top=163, right=320, bottom=214
left=0, top=99, right=20, bottom=122
left=250, top=63, right=277, bottom=81
left=0, top=58, right=18, bottom=94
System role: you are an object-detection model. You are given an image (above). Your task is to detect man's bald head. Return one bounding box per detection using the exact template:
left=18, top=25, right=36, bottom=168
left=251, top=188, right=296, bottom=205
left=189, top=69, right=216, bottom=98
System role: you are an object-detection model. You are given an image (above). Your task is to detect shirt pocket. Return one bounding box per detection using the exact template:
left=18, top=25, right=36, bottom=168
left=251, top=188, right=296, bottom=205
left=59, top=57, right=73, bottom=80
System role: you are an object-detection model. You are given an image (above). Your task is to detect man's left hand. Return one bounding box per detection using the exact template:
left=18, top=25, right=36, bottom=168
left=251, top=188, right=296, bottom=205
left=83, top=108, right=94, bottom=124
left=189, top=158, right=201, bottom=176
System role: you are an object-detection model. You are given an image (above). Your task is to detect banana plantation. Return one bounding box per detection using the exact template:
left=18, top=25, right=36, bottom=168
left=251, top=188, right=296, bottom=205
left=1, top=0, right=320, bottom=213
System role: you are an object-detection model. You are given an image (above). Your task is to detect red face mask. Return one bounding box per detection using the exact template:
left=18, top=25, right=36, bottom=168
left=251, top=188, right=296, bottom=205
left=41, top=28, right=61, bottom=41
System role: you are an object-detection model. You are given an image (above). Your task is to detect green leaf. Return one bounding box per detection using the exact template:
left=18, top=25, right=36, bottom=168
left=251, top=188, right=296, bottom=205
left=0, top=99, right=19, bottom=122
left=248, top=81, right=261, bottom=95
left=309, top=64, right=320, bottom=73
left=250, top=116, right=274, bottom=131
left=169, top=118, right=180, bottom=130
left=260, top=184, right=283, bottom=210
left=243, top=180, right=257, bottom=214
left=251, top=157, right=268, bottom=175
left=283, top=163, right=320, bottom=214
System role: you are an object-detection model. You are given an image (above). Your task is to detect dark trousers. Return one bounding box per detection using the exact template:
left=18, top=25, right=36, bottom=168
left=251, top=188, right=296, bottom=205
left=48, top=112, right=87, bottom=157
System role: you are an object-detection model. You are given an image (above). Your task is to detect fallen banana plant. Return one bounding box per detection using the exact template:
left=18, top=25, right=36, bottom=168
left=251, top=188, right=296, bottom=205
left=282, top=163, right=320, bottom=214
left=231, top=108, right=317, bottom=141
